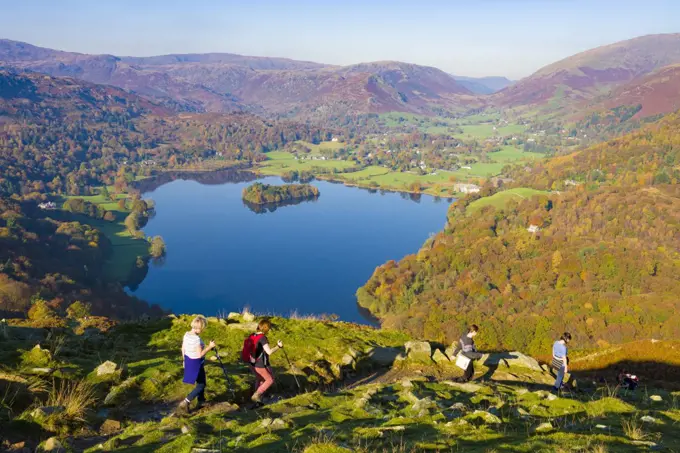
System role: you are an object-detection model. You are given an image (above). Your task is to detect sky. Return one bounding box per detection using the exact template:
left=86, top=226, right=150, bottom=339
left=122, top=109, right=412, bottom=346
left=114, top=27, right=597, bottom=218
left=1, top=0, right=678, bottom=79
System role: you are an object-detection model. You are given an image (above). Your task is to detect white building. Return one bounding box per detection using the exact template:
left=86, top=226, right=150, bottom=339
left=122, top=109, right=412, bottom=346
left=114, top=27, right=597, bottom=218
left=38, top=202, right=56, bottom=210
left=453, top=183, right=481, bottom=194
left=527, top=224, right=540, bottom=234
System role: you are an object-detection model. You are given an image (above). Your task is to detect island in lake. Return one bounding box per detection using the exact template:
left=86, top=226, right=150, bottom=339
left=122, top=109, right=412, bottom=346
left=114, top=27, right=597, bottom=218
left=242, top=182, right=320, bottom=205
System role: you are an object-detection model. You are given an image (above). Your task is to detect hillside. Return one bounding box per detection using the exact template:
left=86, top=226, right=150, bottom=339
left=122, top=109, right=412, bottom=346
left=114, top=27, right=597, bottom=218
left=0, top=40, right=479, bottom=119
left=358, top=113, right=680, bottom=354
left=582, top=64, right=680, bottom=120
left=494, top=33, right=680, bottom=113
left=2, top=314, right=680, bottom=452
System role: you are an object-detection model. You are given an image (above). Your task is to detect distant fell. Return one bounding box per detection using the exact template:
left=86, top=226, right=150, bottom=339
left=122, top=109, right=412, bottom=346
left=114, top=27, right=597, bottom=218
left=452, top=75, right=514, bottom=94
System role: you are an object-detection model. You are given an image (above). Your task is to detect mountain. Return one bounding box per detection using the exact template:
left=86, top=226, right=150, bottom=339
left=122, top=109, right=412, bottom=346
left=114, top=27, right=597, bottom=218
left=452, top=75, right=514, bottom=94
left=494, top=33, right=680, bottom=112
left=582, top=63, right=680, bottom=119
left=0, top=39, right=244, bottom=113
left=0, top=39, right=477, bottom=119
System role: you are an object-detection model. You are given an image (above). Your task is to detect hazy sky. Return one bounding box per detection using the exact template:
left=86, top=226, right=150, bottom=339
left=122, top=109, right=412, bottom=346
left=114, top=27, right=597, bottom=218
left=1, top=0, right=678, bottom=79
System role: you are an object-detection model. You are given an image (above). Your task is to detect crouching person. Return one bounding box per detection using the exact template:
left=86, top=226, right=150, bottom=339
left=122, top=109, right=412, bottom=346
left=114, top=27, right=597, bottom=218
left=455, top=325, right=482, bottom=382
left=242, top=318, right=283, bottom=405
left=178, top=315, right=215, bottom=414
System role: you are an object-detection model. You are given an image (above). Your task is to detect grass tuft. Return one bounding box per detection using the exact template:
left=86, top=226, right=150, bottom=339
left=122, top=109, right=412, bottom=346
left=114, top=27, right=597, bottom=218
left=48, top=379, right=97, bottom=420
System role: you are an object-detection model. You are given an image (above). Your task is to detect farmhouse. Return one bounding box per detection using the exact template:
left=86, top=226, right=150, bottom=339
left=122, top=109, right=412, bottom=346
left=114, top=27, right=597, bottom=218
left=38, top=202, right=56, bottom=210
left=527, top=224, right=540, bottom=234
left=453, top=183, right=481, bottom=194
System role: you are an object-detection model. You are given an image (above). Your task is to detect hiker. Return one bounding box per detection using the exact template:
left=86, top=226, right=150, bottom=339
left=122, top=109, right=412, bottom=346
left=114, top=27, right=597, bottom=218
left=242, top=318, right=283, bottom=404
left=617, top=369, right=639, bottom=391
left=454, top=324, right=482, bottom=382
left=178, top=315, right=216, bottom=414
left=551, top=332, right=572, bottom=392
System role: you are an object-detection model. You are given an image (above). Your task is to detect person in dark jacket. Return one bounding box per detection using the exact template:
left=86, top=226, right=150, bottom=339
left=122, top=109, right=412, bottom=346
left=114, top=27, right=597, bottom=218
left=454, top=325, right=482, bottom=382
left=177, top=316, right=216, bottom=414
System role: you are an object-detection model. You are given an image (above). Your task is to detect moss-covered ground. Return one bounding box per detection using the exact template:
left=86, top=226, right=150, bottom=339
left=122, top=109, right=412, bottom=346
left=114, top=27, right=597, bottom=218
left=2, top=316, right=679, bottom=452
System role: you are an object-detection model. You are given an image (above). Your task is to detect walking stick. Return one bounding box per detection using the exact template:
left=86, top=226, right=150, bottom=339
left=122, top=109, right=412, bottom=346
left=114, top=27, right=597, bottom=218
left=213, top=346, right=236, bottom=399
left=281, top=347, right=302, bottom=391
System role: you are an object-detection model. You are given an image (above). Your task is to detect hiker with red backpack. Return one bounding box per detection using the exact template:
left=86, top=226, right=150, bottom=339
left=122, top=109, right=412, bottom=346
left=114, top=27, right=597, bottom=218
left=242, top=318, right=283, bottom=404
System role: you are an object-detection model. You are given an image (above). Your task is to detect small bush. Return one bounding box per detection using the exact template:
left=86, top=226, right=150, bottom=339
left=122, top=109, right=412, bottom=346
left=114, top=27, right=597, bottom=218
left=48, top=380, right=97, bottom=421
left=66, top=301, right=91, bottom=320
left=28, top=299, right=57, bottom=321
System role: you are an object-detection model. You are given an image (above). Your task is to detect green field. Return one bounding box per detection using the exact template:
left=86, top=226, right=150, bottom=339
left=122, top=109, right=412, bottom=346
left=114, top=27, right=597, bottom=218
left=466, top=188, right=549, bottom=213
left=259, top=151, right=358, bottom=175
left=295, top=140, right=347, bottom=154
left=489, top=145, right=544, bottom=162
left=455, top=123, right=526, bottom=139
left=63, top=190, right=149, bottom=282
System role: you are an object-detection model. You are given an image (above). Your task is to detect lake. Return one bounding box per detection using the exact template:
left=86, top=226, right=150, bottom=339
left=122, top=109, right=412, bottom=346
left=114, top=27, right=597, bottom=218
left=128, top=171, right=452, bottom=323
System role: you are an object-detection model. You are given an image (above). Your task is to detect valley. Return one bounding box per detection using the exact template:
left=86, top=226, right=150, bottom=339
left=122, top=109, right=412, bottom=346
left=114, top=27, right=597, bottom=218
left=1, top=14, right=680, bottom=452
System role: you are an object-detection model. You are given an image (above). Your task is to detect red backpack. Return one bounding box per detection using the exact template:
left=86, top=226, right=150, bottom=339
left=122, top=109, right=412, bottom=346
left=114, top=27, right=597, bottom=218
left=241, top=333, right=264, bottom=363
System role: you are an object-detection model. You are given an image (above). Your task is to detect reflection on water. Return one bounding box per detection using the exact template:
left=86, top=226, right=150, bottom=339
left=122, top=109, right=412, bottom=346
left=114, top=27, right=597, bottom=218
left=133, top=168, right=258, bottom=193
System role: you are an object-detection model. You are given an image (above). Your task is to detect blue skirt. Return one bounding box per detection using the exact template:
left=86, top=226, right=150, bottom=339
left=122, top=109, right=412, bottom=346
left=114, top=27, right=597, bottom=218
left=183, top=355, right=204, bottom=384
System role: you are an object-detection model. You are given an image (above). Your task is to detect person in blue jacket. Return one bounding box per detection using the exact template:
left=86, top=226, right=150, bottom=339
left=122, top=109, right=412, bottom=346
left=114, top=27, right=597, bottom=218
left=177, top=316, right=216, bottom=414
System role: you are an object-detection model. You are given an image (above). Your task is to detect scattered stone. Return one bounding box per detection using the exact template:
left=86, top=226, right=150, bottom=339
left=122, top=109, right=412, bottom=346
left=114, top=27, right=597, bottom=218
left=43, top=437, right=63, bottom=452
left=641, top=415, right=660, bottom=424
left=450, top=402, right=467, bottom=412
left=442, top=381, right=482, bottom=393
left=29, top=367, right=55, bottom=375
left=595, top=424, right=608, bottom=429
left=516, top=388, right=529, bottom=395
left=400, top=378, right=413, bottom=388
left=96, top=361, right=127, bottom=377
left=466, top=410, right=502, bottom=425
left=411, top=397, right=436, bottom=414
left=104, top=376, right=139, bottom=406
left=167, top=314, right=177, bottom=319
left=242, top=312, right=256, bottom=322
left=546, top=393, right=557, bottom=401
left=649, top=395, right=663, bottom=402
left=181, top=425, right=191, bottom=434
left=31, top=406, right=64, bottom=418
left=227, top=312, right=241, bottom=320
left=533, top=390, right=557, bottom=401
left=366, top=347, right=403, bottom=367
left=533, top=422, right=553, bottom=433
left=260, top=418, right=287, bottom=430
left=341, top=354, right=355, bottom=366
left=99, top=419, right=122, bottom=435
left=192, top=449, right=219, bottom=453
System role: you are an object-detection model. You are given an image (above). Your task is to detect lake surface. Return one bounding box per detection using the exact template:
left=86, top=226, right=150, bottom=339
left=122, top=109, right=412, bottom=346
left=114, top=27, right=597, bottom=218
left=129, top=172, right=452, bottom=323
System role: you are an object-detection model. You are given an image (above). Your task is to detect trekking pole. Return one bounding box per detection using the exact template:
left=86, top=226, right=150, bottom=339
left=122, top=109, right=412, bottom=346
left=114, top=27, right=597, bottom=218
left=281, top=347, right=302, bottom=391
left=213, top=346, right=236, bottom=399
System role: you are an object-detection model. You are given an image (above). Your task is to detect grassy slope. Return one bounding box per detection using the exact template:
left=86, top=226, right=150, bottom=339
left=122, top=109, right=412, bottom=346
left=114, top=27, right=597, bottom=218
left=4, top=316, right=680, bottom=452
left=62, top=191, right=149, bottom=282
left=466, top=188, right=550, bottom=213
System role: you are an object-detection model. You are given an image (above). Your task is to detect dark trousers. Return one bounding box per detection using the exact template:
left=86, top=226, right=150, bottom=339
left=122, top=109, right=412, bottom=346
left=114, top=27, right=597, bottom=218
left=186, top=365, right=206, bottom=402
left=462, top=352, right=482, bottom=381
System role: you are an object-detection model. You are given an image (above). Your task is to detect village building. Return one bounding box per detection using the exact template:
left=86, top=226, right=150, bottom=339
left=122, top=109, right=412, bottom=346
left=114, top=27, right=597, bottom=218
left=453, top=183, right=481, bottom=194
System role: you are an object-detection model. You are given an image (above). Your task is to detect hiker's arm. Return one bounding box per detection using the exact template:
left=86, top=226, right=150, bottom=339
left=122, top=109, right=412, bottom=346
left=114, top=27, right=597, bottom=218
left=263, top=343, right=280, bottom=355
left=563, top=356, right=568, bottom=373
left=199, top=340, right=216, bottom=358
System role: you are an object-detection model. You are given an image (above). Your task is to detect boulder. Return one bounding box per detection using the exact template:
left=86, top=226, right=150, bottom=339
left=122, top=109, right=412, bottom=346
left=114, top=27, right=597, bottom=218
left=227, top=312, right=241, bottom=320
left=450, top=402, right=467, bottom=412
left=366, top=347, right=403, bottom=367
left=96, top=361, right=127, bottom=377
left=29, top=367, right=55, bottom=375
left=649, top=395, right=663, bottom=402
left=100, top=419, right=122, bottom=435
left=341, top=354, right=355, bottom=367
left=404, top=341, right=432, bottom=363
left=42, top=437, right=63, bottom=452
left=260, top=417, right=287, bottom=430
left=480, top=351, right=543, bottom=372
left=242, top=312, right=256, bottom=322
left=31, top=406, right=64, bottom=418
left=511, top=406, right=530, bottom=418
left=181, top=425, right=191, bottom=434
left=641, top=415, right=660, bottom=424
left=104, top=376, right=140, bottom=406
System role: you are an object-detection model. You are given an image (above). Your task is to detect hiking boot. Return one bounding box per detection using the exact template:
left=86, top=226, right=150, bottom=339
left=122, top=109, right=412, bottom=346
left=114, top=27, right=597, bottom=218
left=176, top=399, right=190, bottom=415
left=251, top=392, right=262, bottom=403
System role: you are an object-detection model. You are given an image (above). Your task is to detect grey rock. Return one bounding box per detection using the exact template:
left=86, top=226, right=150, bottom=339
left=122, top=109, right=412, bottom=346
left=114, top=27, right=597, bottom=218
left=404, top=341, right=432, bottom=362
left=533, top=422, right=553, bottom=433
left=104, top=377, right=139, bottom=406
left=511, top=407, right=530, bottom=418
left=227, top=312, right=241, bottom=320
left=649, top=395, right=663, bottom=402
left=100, top=419, right=122, bottom=435
left=366, top=347, right=402, bottom=367
left=29, top=367, right=54, bottom=375
left=96, top=360, right=126, bottom=377
left=242, top=312, right=256, bottom=322
left=341, top=354, right=355, bottom=366
left=260, top=418, right=287, bottom=430
left=442, top=381, right=482, bottom=393
left=467, top=409, right=502, bottom=424
left=480, top=351, right=543, bottom=372
left=432, top=349, right=450, bottom=364
left=641, top=415, right=660, bottom=423
left=450, top=402, right=467, bottom=411
left=43, top=437, right=63, bottom=452
left=181, top=425, right=190, bottom=434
